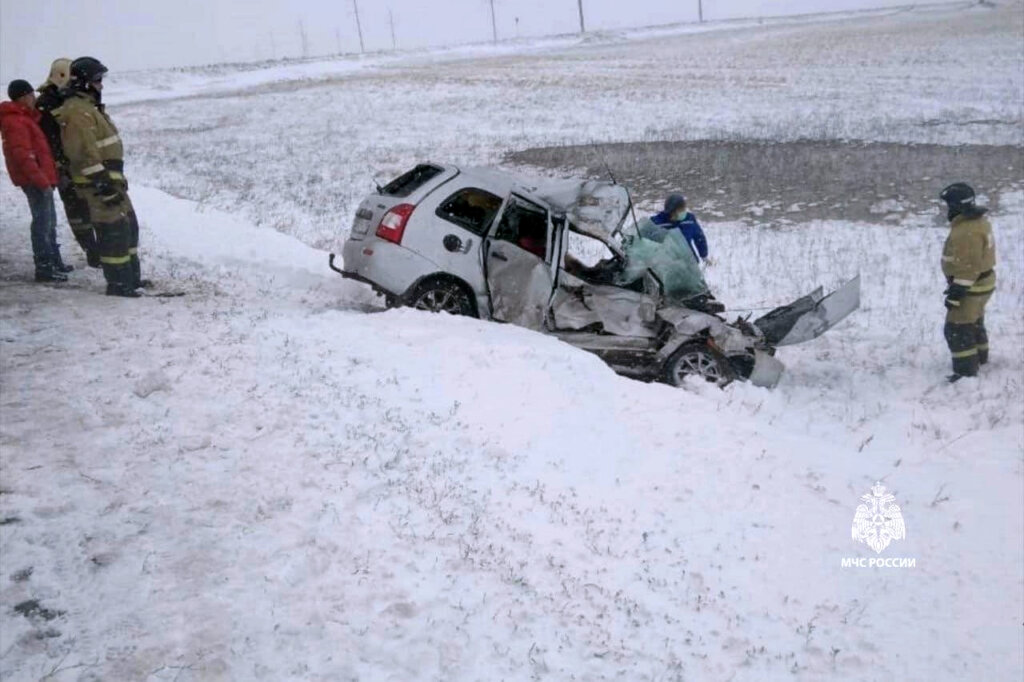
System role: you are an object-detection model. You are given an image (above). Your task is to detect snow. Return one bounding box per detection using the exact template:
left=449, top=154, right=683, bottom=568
left=2, top=3, right=1023, bottom=681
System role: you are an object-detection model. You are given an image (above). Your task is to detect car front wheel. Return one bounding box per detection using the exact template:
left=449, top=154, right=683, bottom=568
left=408, top=279, right=476, bottom=317
left=664, top=342, right=735, bottom=388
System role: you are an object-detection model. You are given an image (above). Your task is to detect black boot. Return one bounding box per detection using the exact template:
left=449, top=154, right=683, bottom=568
left=102, top=264, right=140, bottom=298
left=106, top=283, right=141, bottom=298
left=53, top=251, right=74, bottom=273
left=34, top=259, right=68, bottom=283
left=35, top=269, right=69, bottom=283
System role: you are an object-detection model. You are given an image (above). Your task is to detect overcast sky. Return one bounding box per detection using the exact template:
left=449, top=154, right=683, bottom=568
left=2, top=0, right=916, bottom=85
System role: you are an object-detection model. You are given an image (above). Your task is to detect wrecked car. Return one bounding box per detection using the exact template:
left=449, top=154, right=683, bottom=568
left=330, top=162, right=860, bottom=388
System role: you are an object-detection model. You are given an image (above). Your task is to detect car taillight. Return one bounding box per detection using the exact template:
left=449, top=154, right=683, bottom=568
left=375, top=204, right=415, bottom=245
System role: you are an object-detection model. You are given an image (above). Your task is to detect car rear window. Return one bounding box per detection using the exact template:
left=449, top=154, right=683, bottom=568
left=380, top=164, right=444, bottom=198
left=436, top=188, right=504, bottom=235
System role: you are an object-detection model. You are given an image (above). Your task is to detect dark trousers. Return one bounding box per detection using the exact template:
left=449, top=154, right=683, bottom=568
left=57, top=185, right=96, bottom=254
left=95, top=217, right=134, bottom=290
left=944, top=286, right=993, bottom=377
left=22, top=186, right=59, bottom=273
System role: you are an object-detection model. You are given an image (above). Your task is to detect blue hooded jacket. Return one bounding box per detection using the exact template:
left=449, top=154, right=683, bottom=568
left=650, top=211, right=708, bottom=261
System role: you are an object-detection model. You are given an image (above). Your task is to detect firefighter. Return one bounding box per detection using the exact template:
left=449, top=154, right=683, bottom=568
left=54, top=57, right=146, bottom=297
left=939, top=182, right=996, bottom=382
left=37, top=58, right=98, bottom=269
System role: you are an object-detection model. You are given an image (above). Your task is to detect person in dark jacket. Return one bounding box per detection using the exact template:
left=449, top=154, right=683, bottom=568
left=37, top=58, right=96, bottom=268
left=0, top=79, right=68, bottom=282
left=650, top=193, right=709, bottom=263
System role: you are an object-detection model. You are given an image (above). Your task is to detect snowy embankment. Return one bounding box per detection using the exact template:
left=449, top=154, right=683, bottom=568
left=2, top=1, right=1023, bottom=679
left=1, top=177, right=1021, bottom=680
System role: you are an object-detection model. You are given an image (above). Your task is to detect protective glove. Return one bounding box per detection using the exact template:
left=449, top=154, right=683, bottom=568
left=94, top=177, right=123, bottom=207
left=57, top=172, right=72, bottom=193
left=943, top=282, right=969, bottom=310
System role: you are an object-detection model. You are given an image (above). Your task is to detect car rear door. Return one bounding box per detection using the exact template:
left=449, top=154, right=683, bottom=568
left=484, top=193, right=556, bottom=330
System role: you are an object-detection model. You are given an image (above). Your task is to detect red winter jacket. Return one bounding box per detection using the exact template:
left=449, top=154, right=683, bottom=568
left=0, top=101, right=58, bottom=189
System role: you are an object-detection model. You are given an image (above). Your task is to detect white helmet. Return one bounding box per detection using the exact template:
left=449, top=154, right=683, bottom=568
left=40, top=58, right=73, bottom=90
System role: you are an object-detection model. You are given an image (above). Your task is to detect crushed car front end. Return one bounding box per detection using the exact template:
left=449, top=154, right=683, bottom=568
left=656, top=306, right=786, bottom=388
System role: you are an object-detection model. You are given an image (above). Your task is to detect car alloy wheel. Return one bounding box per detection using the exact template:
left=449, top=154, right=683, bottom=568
left=411, top=282, right=474, bottom=316
left=666, top=342, right=734, bottom=388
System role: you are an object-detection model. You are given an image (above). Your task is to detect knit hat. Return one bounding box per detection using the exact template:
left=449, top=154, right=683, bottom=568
left=664, top=193, right=687, bottom=215
left=7, top=80, right=34, bottom=101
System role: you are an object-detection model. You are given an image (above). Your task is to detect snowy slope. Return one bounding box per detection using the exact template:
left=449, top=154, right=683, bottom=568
left=2, top=2, right=1023, bottom=680
left=1, top=179, right=1021, bottom=680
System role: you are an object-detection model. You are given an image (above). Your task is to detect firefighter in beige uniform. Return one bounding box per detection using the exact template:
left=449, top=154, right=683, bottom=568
left=54, top=57, right=145, bottom=297
left=939, top=182, right=996, bottom=382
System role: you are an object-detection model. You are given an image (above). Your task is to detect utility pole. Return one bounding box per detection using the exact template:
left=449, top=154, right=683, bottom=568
left=298, top=19, right=309, bottom=58
left=698, top=0, right=704, bottom=23
left=577, top=0, right=586, bottom=34
left=489, top=0, right=498, bottom=43
left=389, top=9, right=397, bottom=50
left=352, top=0, right=366, bottom=53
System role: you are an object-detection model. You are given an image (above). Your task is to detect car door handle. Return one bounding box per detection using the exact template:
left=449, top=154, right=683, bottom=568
left=491, top=251, right=508, bottom=262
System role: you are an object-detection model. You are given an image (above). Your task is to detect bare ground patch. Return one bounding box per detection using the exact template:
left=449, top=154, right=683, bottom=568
left=506, top=140, right=1024, bottom=224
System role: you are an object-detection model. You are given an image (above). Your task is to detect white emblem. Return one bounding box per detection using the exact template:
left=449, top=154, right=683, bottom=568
left=851, top=482, right=906, bottom=554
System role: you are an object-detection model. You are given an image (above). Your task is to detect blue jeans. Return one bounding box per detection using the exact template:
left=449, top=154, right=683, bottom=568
left=22, top=186, right=59, bottom=271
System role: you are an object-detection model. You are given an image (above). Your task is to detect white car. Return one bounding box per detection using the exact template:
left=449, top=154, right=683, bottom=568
left=330, top=162, right=859, bottom=388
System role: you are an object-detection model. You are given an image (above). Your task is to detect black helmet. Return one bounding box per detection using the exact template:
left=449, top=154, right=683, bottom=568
left=940, top=182, right=976, bottom=208
left=69, top=57, right=108, bottom=90
left=940, top=182, right=985, bottom=221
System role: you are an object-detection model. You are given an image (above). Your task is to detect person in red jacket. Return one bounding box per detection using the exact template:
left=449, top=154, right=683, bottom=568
left=0, top=79, right=68, bottom=281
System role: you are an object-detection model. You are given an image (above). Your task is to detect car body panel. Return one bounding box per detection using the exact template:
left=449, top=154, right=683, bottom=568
left=341, top=236, right=442, bottom=298
left=754, top=275, right=861, bottom=346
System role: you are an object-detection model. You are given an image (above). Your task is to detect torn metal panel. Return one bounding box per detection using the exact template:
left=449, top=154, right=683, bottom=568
left=549, top=272, right=659, bottom=337
left=487, top=246, right=554, bottom=330
left=531, top=180, right=631, bottom=245
left=755, top=276, right=860, bottom=346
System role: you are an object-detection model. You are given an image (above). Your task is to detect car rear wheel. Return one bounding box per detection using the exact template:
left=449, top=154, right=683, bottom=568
left=664, top=342, right=735, bottom=388
left=409, top=279, right=476, bottom=317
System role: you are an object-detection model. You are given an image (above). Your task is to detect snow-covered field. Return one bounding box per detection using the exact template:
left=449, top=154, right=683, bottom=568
left=1, top=2, right=1022, bottom=681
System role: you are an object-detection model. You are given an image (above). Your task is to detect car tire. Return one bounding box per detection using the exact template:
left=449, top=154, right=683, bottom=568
left=408, top=278, right=477, bottom=317
left=664, top=341, right=735, bottom=388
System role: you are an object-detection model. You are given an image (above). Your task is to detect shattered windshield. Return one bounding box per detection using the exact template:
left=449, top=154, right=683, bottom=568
left=616, top=218, right=709, bottom=301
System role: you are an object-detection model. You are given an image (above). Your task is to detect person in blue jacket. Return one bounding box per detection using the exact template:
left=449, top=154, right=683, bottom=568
left=650, top=193, right=708, bottom=263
